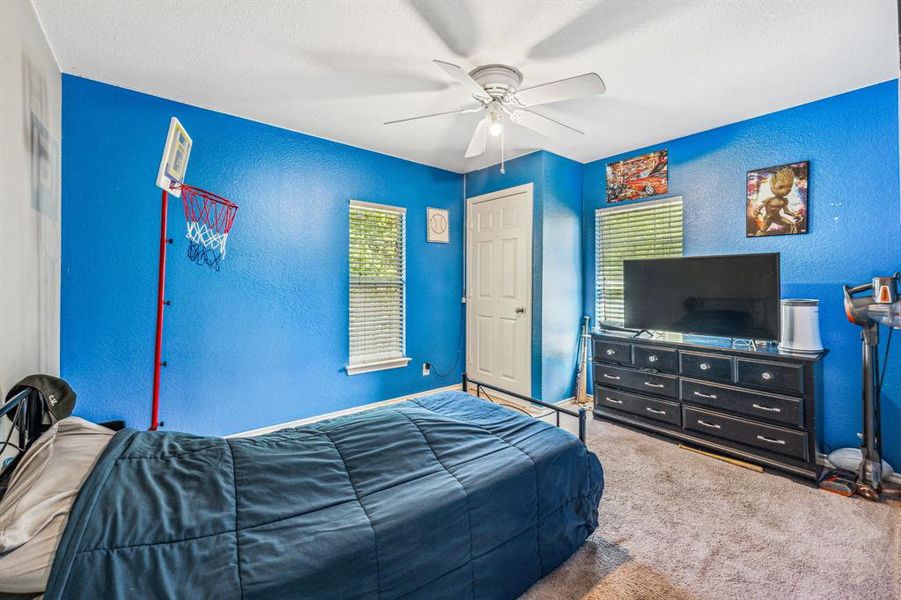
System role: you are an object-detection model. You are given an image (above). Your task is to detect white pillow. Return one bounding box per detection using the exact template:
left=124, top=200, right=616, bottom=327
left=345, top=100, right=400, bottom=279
left=0, top=417, right=114, bottom=594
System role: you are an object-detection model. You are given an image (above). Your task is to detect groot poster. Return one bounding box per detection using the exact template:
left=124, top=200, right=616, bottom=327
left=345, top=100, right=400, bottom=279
left=746, top=161, right=808, bottom=237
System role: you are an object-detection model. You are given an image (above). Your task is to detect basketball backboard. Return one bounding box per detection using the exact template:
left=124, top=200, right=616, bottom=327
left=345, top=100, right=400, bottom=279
left=156, top=117, right=192, bottom=198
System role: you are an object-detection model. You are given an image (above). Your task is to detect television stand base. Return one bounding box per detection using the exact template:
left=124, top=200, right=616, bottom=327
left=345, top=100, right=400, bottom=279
left=597, top=323, right=653, bottom=338
left=731, top=338, right=758, bottom=351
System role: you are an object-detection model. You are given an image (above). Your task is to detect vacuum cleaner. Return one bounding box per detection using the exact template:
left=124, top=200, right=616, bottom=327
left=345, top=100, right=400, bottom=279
left=820, top=274, right=900, bottom=501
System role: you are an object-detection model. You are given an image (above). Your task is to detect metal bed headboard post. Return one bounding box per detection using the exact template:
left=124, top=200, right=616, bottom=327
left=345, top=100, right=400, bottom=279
left=0, top=389, right=34, bottom=453
left=462, top=373, right=587, bottom=444
left=0, top=388, right=37, bottom=485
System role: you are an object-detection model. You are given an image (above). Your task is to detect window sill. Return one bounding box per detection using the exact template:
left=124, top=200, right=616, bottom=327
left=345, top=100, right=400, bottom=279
left=345, top=357, right=411, bottom=376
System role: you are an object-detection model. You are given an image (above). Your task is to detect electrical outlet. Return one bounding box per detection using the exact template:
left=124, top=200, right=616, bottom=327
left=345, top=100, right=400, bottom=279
left=422, top=362, right=431, bottom=376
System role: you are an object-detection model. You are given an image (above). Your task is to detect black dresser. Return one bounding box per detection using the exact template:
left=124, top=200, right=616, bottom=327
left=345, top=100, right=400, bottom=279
left=592, top=331, right=827, bottom=480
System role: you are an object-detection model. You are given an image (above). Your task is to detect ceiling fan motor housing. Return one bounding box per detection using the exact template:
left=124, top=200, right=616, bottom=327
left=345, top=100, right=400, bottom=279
left=469, top=64, right=523, bottom=99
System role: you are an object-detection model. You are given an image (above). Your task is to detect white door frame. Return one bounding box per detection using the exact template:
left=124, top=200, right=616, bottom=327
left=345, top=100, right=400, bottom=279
left=465, top=182, right=534, bottom=396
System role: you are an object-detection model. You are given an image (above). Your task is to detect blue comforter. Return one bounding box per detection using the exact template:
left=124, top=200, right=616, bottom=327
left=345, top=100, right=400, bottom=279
left=45, top=391, right=603, bottom=599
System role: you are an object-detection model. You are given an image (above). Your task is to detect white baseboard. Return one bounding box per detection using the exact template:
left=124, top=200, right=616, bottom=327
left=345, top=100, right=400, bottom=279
left=816, top=452, right=901, bottom=486
left=228, top=383, right=463, bottom=438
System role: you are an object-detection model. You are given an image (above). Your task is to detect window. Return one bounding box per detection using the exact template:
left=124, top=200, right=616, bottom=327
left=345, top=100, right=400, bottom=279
left=595, top=197, right=683, bottom=325
left=346, top=200, right=410, bottom=375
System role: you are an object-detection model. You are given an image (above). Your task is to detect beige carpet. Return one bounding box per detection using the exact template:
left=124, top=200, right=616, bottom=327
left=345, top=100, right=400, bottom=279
left=522, top=416, right=901, bottom=599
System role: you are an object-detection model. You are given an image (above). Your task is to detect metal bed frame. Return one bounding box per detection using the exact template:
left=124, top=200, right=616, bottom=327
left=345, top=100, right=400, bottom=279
left=1, top=388, right=40, bottom=455
left=0, top=388, right=39, bottom=492
left=462, top=374, right=588, bottom=443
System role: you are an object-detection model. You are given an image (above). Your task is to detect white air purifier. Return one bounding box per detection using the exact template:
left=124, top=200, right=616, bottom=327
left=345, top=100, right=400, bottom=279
left=778, top=299, right=823, bottom=353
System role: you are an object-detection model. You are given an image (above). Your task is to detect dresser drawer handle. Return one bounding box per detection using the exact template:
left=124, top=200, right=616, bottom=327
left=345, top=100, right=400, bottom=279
left=756, top=435, right=786, bottom=445
left=648, top=355, right=658, bottom=363
left=605, top=348, right=616, bottom=356
left=761, top=372, right=773, bottom=380
left=643, top=382, right=664, bottom=389
left=752, top=403, right=781, bottom=413
left=603, top=374, right=621, bottom=380
left=605, top=397, right=623, bottom=404
left=646, top=407, right=666, bottom=415
left=697, top=419, right=721, bottom=430
left=693, top=391, right=717, bottom=400
left=699, top=362, right=711, bottom=371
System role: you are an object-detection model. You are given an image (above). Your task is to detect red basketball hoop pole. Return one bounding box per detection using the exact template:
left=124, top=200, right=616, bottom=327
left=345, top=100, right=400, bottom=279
left=150, top=188, right=170, bottom=431
left=148, top=181, right=238, bottom=431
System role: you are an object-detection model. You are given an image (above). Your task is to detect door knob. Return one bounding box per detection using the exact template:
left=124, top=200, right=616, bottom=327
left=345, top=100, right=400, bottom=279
left=515, top=306, right=525, bottom=314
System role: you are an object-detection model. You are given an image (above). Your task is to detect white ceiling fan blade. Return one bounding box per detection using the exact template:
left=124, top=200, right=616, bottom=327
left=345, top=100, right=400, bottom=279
left=464, top=118, right=489, bottom=158
left=510, top=109, right=584, bottom=141
left=384, top=105, right=481, bottom=125
left=514, top=73, right=606, bottom=107
left=410, top=1, right=477, bottom=57
left=434, top=60, right=491, bottom=102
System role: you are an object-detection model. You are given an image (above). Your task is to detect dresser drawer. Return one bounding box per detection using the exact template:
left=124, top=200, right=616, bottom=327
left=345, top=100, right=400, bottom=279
left=595, top=386, right=681, bottom=427
left=680, top=379, right=803, bottom=427
left=593, top=363, right=678, bottom=399
left=682, top=406, right=808, bottom=460
left=680, top=351, right=733, bottom=382
left=593, top=340, right=632, bottom=366
left=632, top=345, right=677, bottom=374
left=736, top=359, right=804, bottom=394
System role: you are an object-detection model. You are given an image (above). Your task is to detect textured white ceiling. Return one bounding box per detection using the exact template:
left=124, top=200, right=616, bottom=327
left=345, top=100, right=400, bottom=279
left=33, top=0, right=899, bottom=173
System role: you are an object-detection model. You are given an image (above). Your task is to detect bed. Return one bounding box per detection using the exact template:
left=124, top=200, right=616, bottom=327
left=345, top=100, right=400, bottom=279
left=6, top=389, right=604, bottom=599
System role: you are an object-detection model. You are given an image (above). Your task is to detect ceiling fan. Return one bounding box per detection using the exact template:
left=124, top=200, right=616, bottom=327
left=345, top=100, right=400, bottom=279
left=385, top=60, right=606, bottom=171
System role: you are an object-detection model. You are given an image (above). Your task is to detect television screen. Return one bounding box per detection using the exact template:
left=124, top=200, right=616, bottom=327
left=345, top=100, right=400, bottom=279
left=623, top=253, right=780, bottom=340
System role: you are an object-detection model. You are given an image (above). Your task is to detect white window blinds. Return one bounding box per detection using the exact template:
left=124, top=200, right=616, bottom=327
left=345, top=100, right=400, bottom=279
left=595, top=197, right=683, bottom=325
left=348, top=201, right=407, bottom=370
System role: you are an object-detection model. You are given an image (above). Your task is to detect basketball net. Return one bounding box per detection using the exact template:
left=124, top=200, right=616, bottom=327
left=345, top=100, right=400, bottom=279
left=175, top=183, right=239, bottom=269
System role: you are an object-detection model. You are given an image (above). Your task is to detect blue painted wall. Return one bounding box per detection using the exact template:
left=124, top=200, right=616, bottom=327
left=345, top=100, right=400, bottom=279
left=538, top=153, right=584, bottom=403
left=466, top=151, right=584, bottom=402
left=61, top=75, right=464, bottom=436
left=581, top=80, right=901, bottom=467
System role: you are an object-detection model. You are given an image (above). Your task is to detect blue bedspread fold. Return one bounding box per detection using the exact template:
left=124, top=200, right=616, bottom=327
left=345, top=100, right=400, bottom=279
left=45, top=391, right=603, bottom=599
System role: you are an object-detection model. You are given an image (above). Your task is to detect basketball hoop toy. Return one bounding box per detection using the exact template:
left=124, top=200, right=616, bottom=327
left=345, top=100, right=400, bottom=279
left=149, top=117, right=239, bottom=430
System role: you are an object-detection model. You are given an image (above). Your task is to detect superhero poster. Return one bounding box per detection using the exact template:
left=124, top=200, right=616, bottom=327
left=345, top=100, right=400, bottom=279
left=746, top=161, right=808, bottom=237
left=605, top=150, right=668, bottom=203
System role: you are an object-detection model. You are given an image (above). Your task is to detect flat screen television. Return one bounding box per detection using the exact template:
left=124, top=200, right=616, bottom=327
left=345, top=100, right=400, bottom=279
left=623, top=253, right=780, bottom=340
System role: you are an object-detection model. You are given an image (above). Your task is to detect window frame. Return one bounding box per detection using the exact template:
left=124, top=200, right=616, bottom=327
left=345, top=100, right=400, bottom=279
left=345, top=199, right=411, bottom=375
left=595, top=196, right=684, bottom=326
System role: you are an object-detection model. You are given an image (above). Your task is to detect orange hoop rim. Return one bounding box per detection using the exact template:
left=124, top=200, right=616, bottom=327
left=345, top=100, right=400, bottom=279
left=175, top=182, right=239, bottom=235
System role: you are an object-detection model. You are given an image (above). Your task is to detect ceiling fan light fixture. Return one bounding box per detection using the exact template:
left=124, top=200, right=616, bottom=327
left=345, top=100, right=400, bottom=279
left=488, top=112, right=503, bottom=137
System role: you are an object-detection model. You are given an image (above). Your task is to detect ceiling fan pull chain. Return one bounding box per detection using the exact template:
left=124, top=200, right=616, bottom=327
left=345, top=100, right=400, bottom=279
left=500, top=119, right=506, bottom=175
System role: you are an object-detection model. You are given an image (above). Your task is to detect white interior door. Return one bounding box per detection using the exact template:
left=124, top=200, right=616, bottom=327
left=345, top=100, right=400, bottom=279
left=466, top=184, right=533, bottom=396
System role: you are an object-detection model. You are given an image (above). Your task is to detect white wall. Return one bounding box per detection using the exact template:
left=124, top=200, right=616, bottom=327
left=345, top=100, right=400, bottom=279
left=0, top=1, right=61, bottom=413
